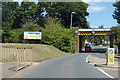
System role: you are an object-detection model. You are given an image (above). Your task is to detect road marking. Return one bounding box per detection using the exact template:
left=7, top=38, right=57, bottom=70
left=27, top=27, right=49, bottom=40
left=86, top=55, right=90, bottom=62
left=98, top=68, right=114, bottom=79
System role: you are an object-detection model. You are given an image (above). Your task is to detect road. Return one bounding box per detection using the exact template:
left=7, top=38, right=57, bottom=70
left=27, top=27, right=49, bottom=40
left=91, top=46, right=119, bottom=61
left=19, top=53, right=109, bottom=78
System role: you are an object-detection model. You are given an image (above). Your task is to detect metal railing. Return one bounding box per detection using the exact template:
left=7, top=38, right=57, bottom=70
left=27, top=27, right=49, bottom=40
left=2, top=46, right=32, bottom=71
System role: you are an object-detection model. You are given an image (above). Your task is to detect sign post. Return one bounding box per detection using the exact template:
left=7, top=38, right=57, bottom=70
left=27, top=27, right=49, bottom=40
left=106, top=48, right=114, bottom=64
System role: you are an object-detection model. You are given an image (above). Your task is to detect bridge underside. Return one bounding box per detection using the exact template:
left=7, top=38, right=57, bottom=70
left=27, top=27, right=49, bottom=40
left=74, top=28, right=114, bottom=53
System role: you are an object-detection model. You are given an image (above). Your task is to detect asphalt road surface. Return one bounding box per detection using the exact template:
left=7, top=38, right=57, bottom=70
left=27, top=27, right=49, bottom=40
left=91, top=46, right=119, bottom=61
left=20, top=53, right=109, bottom=78
left=91, top=46, right=108, bottom=53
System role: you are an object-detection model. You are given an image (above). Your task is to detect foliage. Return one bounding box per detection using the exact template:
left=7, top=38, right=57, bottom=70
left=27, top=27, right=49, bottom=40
left=38, top=2, right=89, bottom=28
left=41, top=17, right=76, bottom=53
left=113, top=26, right=120, bottom=53
left=85, top=25, right=109, bottom=46
left=22, top=21, right=40, bottom=31
left=113, top=1, right=120, bottom=53
left=0, top=27, right=2, bottom=43
left=9, top=29, right=24, bottom=43
left=13, top=2, right=43, bottom=28
left=3, top=21, right=41, bottom=43
left=2, top=2, right=89, bottom=53
left=113, top=1, right=120, bottom=24
left=2, top=21, right=13, bottom=43
left=2, top=2, right=19, bottom=23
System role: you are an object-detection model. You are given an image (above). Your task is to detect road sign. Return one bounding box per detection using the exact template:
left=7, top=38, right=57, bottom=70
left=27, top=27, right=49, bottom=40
left=92, top=31, right=95, bottom=35
left=106, top=48, right=114, bottom=64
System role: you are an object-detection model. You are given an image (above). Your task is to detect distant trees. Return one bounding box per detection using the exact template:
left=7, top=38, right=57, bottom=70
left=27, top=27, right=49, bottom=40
left=86, top=25, right=108, bottom=46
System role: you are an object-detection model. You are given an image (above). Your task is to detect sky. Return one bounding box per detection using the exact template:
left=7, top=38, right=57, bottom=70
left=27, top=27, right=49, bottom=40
left=13, top=0, right=118, bottom=28
left=86, top=2, right=118, bottom=28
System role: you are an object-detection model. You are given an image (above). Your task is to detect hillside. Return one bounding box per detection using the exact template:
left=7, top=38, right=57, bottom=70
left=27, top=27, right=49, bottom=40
left=2, top=43, right=70, bottom=62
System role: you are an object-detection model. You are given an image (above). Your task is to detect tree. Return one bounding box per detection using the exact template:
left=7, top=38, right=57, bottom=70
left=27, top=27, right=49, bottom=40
left=113, top=26, right=120, bottom=53
left=2, top=2, right=19, bottom=23
left=22, top=21, right=40, bottom=31
left=38, top=2, right=89, bottom=28
left=0, top=2, right=2, bottom=27
left=2, top=2, right=19, bottom=42
left=13, top=2, right=39, bottom=28
left=113, top=1, right=120, bottom=24
left=99, top=25, right=104, bottom=29
left=41, top=17, right=75, bottom=52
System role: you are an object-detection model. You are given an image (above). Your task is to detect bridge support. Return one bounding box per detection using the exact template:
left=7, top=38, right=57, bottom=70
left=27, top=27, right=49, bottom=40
left=110, top=34, right=114, bottom=48
left=74, top=28, right=113, bottom=53
left=79, top=35, right=82, bottom=52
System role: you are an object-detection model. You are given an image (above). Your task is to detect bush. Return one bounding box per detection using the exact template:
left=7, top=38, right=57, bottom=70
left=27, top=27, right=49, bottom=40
left=113, top=27, right=120, bottom=53
left=9, top=29, right=24, bottom=43
left=22, top=21, right=40, bottom=31
left=2, top=21, right=41, bottom=43
left=2, top=21, right=13, bottom=43
left=41, top=17, right=76, bottom=53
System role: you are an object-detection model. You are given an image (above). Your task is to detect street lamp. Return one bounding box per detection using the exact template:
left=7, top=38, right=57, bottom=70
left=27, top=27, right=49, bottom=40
left=70, top=12, right=75, bottom=29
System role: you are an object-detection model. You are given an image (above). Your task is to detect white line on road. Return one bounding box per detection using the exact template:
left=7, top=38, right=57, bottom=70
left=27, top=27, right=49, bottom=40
left=98, top=68, right=114, bottom=79
left=86, top=55, right=90, bottom=62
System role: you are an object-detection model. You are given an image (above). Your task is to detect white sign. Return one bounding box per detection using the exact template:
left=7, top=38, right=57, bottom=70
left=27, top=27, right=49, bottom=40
left=92, top=31, right=95, bottom=35
left=24, top=32, right=42, bottom=40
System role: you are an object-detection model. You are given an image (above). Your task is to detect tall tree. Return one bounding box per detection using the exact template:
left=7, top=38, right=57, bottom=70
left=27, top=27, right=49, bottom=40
left=2, top=2, right=19, bottom=23
left=0, top=2, right=1, bottom=43
left=2, top=2, right=19, bottom=31
left=13, top=2, right=39, bottom=28
left=2, top=2, right=19, bottom=42
left=38, top=2, right=89, bottom=28
left=113, top=1, right=120, bottom=24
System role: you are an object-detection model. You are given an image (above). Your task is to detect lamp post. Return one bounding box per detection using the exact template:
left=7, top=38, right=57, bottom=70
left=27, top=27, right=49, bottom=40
left=70, top=12, right=75, bottom=29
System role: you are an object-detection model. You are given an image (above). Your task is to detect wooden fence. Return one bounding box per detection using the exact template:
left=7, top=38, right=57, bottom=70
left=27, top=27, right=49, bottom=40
left=2, top=46, right=32, bottom=71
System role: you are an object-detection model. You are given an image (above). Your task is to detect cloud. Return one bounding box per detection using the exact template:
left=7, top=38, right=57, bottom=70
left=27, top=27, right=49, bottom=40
left=87, top=6, right=107, bottom=12
left=82, top=0, right=115, bottom=3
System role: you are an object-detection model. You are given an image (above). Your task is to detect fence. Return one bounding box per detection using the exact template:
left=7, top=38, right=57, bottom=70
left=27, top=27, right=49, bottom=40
left=2, top=46, right=32, bottom=71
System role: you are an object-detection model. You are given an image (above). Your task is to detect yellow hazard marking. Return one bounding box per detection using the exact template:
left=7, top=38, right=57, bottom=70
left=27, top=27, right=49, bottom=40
left=79, top=31, right=112, bottom=36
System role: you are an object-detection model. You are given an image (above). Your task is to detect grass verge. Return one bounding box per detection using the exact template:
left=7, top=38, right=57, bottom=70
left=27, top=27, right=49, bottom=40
left=2, top=43, right=70, bottom=62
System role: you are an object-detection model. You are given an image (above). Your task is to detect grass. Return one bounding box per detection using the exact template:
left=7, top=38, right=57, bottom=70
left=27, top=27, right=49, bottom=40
left=2, top=43, right=70, bottom=62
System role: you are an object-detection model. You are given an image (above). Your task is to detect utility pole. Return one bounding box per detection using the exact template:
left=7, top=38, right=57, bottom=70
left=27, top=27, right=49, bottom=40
left=70, top=12, right=75, bottom=29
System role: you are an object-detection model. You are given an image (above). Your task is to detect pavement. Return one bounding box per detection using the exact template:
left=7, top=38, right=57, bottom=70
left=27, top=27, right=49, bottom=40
left=87, top=53, right=119, bottom=78
left=115, top=54, right=120, bottom=58
left=1, top=62, right=39, bottom=78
